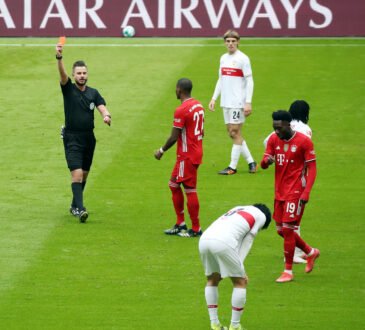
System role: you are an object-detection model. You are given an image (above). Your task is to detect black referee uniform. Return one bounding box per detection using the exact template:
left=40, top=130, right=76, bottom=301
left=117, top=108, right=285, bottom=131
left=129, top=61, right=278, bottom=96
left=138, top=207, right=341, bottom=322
left=61, top=78, right=106, bottom=216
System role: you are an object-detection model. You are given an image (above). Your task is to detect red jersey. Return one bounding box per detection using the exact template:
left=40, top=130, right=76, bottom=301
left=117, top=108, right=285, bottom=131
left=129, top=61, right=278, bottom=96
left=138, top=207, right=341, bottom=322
left=173, top=98, right=204, bottom=164
left=264, top=131, right=316, bottom=200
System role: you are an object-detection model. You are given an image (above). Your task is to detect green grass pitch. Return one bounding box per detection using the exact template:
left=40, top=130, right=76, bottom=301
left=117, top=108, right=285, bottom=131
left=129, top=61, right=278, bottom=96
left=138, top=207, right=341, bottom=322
left=0, top=37, right=364, bottom=329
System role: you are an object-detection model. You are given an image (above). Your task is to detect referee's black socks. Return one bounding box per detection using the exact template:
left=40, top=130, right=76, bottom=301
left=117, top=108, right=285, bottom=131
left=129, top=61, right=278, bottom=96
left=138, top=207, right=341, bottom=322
left=71, top=182, right=84, bottom=210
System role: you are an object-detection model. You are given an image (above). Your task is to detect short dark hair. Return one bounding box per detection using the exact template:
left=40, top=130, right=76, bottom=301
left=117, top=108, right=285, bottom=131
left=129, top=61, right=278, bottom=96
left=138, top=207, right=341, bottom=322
left=272, top=110, right=292, bottom=123
left=289, top=100, right=310, bottom=124
left=223, top=29, right=240, bottom=40
left=73, top=60, right=87, bottom=70
left=253, top=203, right=272, bottom=229
left=177, top=78, right=193, bottom=94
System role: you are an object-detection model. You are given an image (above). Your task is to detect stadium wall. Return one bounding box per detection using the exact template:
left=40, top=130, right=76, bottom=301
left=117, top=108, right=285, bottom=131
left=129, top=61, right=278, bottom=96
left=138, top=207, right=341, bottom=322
left=0, top=0, right=364, bottom=37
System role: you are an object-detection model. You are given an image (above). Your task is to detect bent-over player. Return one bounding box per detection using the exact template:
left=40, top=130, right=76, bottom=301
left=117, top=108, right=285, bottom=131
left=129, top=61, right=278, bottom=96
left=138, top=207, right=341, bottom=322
left=199, top=204, right=271, bottom=330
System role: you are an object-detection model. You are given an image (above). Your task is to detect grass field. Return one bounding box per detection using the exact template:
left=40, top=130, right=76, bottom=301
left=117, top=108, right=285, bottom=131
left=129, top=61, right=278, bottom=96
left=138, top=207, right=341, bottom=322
left=0, top=37, right=364, bottom=329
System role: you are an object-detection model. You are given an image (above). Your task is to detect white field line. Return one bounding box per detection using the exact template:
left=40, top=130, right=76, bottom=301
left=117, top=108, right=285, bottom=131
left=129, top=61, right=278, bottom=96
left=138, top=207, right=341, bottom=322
left=0, top=43, right=364, bottom=47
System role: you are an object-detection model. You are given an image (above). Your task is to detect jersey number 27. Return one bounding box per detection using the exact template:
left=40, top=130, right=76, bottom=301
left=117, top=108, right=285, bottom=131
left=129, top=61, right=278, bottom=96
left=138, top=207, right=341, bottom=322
left=193, top=110, right=204, bottom=136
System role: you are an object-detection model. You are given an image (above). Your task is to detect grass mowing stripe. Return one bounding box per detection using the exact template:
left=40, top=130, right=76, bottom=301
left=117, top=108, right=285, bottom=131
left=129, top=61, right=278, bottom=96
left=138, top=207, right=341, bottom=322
left=0, top=37, right=363, bottom=329
left=0, top=39, right=210, bottom=329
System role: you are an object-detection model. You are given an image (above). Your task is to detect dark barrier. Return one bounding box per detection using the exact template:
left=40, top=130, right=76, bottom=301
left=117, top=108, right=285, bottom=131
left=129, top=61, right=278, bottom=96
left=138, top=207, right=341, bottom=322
left=0, top=0, right=364, bottom=37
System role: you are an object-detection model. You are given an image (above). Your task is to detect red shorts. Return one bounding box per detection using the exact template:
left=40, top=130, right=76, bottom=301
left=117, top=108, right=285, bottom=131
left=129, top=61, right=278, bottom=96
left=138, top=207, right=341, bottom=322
left=171, top=158, right=200, bottom=188
left=273, top=199, right=306, bottom=225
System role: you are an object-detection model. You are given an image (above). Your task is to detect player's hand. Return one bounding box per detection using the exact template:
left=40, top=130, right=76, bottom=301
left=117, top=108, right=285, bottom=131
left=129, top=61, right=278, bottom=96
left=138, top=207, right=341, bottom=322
left=243, top=103, right=252, bottom=117
left=103, top=115, right=111, bottom=126
left=56, top=43, right=63, bottom=56
left=154, top=149, right=163, bottom=160
left=266, top=155, right=275, bottom=165
left=208, top=99, right=215, bottom=112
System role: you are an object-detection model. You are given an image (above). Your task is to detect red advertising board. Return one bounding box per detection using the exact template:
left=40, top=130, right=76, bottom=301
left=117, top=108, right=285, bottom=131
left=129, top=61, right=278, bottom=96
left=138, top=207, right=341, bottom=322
left=0, top=0, right=363, bottom=37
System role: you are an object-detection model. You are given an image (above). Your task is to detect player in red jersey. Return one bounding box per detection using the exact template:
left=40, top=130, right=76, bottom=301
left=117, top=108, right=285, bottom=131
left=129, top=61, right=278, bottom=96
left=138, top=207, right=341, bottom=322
left=260, top=110, right=320, bottom=283
left=154, top=78, right=204, bottom=238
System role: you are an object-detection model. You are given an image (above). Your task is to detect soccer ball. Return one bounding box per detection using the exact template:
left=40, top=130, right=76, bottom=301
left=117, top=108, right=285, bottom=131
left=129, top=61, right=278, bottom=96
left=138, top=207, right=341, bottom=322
left=122, top=26, right=135, bottom=38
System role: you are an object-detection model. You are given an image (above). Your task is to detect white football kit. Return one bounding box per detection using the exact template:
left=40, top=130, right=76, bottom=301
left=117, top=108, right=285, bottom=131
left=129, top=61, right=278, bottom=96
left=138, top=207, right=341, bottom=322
left=212, top=50, right=254, bottom=124
left=199, top=206, right=266, bottom=278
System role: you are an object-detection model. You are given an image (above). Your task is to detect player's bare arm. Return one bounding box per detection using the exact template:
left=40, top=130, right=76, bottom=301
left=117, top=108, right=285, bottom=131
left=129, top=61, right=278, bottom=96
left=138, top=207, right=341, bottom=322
left=154, top=127, right=181, bottom=160
left=55, top=43, right=68, bottom=85
left=97, top=104, right=112, bottom=126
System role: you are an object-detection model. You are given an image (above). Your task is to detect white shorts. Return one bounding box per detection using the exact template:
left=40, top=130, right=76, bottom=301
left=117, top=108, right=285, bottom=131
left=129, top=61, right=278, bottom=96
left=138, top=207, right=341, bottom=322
left=199, top=238, right=245, bottom=278
left=223, top=107, right=245, bottom=125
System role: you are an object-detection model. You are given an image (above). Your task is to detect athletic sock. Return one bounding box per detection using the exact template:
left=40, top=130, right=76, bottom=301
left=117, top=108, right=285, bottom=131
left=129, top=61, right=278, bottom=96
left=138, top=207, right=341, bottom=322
left=231, top=288, right=246, bottom=326
left=294, top=232, right=312, bottom=255
left=71, top=182, right=83, bottom=210
left=294, top=226, right=304, bottom=256
left=240, top=141, right=254, bottom=164
left=205, top=286, right=219, bottom=325
left=72, top=181, right=86, bottom=207
left=282, top=227, right=296, bottom=271
left=169, top=181, right=185, bottom=225
left=229, top=144, right=241, bottom=169
left=185, top=188, right=200, bottom=232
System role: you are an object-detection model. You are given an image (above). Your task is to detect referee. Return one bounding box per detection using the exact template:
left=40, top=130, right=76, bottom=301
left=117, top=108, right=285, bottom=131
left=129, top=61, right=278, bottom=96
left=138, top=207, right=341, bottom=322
left=56, top=42, right=111, bottom=222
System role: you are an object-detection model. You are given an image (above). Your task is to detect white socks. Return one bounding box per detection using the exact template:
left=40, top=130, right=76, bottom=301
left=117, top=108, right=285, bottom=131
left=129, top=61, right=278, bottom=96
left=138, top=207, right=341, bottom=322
left=240, top=141, right=254, bottom=164
left=231, top=288, right=246, bottom=326
left=229, top=141, right=254, bottom=169
left=205, top=286, right=219, bottom=324
left=229, top=144, right=241, bottom=169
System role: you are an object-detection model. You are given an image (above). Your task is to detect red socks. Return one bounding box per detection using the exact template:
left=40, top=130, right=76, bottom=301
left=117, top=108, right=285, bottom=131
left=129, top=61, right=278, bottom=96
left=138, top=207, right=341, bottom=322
left=169, top=182, right=185, bottom=225
left=185, top=188, right=200, bottom=232
left=282, top=226, right=312, bottom=270
left=282, top=227, right=296, bottom=271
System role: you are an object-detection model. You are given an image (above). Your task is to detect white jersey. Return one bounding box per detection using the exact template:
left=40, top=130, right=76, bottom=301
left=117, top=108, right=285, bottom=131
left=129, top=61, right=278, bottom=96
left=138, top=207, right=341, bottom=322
left=201, top=205, right=266, bottom=251
left=263, top=120, right=312, bottom=147
left=290, top=120, right=312, bottom=138
left=212, top=50, right=253, bottom=108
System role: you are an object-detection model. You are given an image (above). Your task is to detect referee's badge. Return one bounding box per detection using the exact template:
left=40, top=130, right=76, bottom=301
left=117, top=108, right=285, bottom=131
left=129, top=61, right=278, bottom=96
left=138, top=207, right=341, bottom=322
left=284, top=144, right=289, bottom=152
left=89, top=102, right=95, bottom=110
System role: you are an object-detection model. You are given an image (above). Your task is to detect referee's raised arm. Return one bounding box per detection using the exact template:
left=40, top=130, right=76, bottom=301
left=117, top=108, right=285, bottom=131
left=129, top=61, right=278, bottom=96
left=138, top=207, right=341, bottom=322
left=55, top=43, right=68, bottom=85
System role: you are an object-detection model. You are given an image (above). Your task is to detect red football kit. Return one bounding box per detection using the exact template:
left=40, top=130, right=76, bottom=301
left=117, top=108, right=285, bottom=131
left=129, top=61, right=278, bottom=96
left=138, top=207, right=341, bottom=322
left=262, top=131, right=316, bottom=224
left=171, top=98, right=204, bottom=187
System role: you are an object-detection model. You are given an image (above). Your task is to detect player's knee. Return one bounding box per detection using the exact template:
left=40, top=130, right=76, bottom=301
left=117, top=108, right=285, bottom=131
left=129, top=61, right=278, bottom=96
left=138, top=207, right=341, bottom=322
left=207, top=273, right=222, bottom=286
left=228, top=129, right=240, bottom=139
left=169, top=180, right=180, bottom=192
left=184, top=187, right=197, bottom=195
left=282, top=224, right=295, bottom=237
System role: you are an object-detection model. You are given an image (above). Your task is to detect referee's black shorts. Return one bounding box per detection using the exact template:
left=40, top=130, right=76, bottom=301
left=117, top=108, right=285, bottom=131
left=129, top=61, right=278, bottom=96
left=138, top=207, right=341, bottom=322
left=63, top=130, right=96, bottom=171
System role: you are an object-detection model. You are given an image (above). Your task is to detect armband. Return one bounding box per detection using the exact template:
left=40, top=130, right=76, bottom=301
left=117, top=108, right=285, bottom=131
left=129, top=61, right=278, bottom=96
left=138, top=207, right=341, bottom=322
left=56, top=54, right=63, bottom=60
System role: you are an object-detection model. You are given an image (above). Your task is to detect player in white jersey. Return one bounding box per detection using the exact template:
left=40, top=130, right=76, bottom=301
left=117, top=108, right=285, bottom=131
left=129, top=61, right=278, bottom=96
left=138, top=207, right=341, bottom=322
left=199, top=204, right=271, bottom=330
left=264, top=100, right=312, bottom=146
left=263, top=100, right=312, bottom=264
left=209, top=30, right=257, bottom=176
